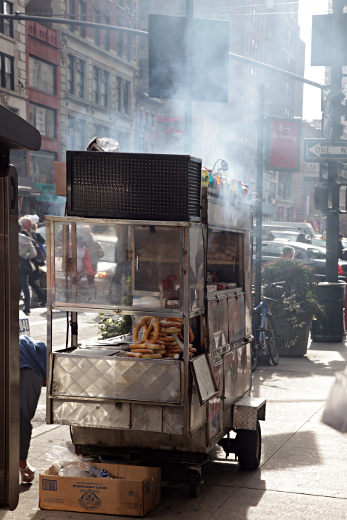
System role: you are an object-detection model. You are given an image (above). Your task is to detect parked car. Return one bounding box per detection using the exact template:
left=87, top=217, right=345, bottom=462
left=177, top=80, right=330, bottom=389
left=257, top=241, right=347, bottom=282
left=265, top=230, right=301, bottom=242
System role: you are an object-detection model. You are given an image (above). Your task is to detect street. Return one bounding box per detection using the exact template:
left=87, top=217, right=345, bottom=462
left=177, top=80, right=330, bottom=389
left=2, top=337, right=347, bottom=519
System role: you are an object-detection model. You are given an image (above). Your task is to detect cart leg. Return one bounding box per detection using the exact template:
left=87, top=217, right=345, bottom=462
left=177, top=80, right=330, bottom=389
left=236, top=420, right=261, bottom=471
left=186, top=466, right=202, bottom=498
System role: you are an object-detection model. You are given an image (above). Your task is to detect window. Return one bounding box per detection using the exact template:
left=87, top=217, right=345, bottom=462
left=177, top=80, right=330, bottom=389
left=93, top=123, right=110, bottom=137
left=151, top=113, right=155, bottom=129
left=124, top=81, right=130, bottom=114
left=117, top=21, right=123, bottom=57
left=68, top=0, right=74, bottom=31
left=79, top=1, right=86, bottom=37
left=116, top=77, right=121, bottom=111
left=101, top=71, right=109, bottom=106
left=145, top=111, right=149, bottom=127
left=139, top=107, right=143, bottom=123
left=68, top=115, right=85, bottom=150
left=0, top=1, right=13, bottom=37
left=67, top=55, right=85, bottom=98
left=93, top=67, right=109, bottom=106
left=0, top=52, right=14, bottom=90
left=104, top=15, right=110, bottom=50
left=29, top=56, right=55, bottom=94
left=29, top=103, right=55, bottom=138
left=29, top=150, right=56, bottom=184
left=76, top=59, right=84, bottom=98
left=125, top=34, right=131, bottom=61
left=94, top=9, right=101, bottom=45
left=93, top=67, right=99, bottom=104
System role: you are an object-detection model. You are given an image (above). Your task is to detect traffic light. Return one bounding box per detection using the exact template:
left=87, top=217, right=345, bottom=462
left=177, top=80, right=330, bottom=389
left=314, top=185, right=332, bottom=211
left=322, top=91, right=347, bottom=140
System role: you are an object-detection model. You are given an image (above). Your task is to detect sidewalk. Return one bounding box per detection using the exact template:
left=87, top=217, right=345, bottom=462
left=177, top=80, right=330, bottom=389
left=2, top=338, right=347, bottom=520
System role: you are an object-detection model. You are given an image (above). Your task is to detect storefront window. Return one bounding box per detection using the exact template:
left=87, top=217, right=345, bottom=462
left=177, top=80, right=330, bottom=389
left=29, top=150, right=56, bottom=185
left=29, top=56, right=56, bottom=95
left=29, top=103, right=55, bottom=138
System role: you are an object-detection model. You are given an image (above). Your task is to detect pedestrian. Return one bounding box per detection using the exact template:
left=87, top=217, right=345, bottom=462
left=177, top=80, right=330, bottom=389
left=78, top=225, right=104, bottom=285
left=18, top=221, right=37, bottom=316
left=69, top=235, right=94, bottom=280
left=19, top=217, right=47, bottom=308
left=338, top=233, right=344, bottom=260
left=283, top=246, right=295, bottom=259
left=19, top=335, right=47, bottom=484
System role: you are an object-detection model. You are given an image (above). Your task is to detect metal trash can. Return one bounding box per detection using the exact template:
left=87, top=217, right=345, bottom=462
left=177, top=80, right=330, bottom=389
left=311, top=282, right=346, bottom=342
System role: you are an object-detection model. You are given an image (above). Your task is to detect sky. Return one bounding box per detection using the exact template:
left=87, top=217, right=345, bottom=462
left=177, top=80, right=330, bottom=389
left=298, top=0, right=329, bottom=121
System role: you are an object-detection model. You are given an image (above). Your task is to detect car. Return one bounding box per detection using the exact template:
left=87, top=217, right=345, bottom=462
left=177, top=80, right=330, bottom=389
left=257, top=240, right=347, bottom=282
left=265, top=230, right=301, bottom=242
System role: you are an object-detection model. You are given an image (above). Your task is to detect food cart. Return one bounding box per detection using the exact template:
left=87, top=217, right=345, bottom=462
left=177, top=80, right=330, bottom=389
left=45, top=152, right=266, bottom=497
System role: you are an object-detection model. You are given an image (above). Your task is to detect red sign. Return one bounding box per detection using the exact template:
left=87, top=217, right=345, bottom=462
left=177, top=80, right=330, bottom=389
left=265, top=117, right=301, bottom=172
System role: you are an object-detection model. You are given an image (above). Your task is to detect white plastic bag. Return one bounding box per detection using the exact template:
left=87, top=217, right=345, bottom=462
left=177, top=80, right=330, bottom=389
left=322, top=369, right=347, bottom=433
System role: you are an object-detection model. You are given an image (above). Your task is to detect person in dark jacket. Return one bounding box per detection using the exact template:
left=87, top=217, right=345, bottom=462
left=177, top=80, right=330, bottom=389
left=18, top=221, right=37, bottom=315
left=19, top=336, right=47, bottom=484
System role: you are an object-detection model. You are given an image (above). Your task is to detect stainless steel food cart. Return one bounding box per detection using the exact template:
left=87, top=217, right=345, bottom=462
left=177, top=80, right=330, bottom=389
left=45, top=153, right=265, bottom=498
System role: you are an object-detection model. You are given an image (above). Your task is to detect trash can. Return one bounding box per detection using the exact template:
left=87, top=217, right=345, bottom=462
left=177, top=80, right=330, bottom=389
left=311, top=282, right=346, bottom=342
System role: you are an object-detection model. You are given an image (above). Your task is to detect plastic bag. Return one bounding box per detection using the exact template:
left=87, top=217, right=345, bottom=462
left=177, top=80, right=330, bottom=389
left=58, top=460, right=113, bottom=479
left=87, top=136, right=120, bottom=153
left=46, top=445, right=113, bottom=478
left=322, top=369, right=347, bottom=432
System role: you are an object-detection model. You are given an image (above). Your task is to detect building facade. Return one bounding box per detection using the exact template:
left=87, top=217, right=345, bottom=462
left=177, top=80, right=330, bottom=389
left=58, top=0, right=138, bottom=158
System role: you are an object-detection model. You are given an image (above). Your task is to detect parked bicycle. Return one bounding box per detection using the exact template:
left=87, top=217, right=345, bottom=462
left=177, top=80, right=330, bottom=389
left=252, top=282, right=284, bottom=371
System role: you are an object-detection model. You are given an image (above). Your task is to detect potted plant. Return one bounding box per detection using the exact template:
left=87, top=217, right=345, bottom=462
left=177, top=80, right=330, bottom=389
left=261, top=258, right=325, bottom=356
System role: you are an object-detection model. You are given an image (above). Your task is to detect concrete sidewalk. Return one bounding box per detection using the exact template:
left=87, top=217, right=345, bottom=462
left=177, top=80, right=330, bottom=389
left=2, top=338, right=347, bottom=520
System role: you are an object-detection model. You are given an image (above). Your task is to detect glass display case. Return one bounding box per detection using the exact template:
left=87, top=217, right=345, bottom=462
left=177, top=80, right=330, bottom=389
left=48, top=217, right=205, bottom=315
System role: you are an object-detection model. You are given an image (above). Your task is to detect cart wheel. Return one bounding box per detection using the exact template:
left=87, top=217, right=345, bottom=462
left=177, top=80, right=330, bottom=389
left=237, top=420, right=261, bottom=471
left=188, top=470, right=201, bottom=498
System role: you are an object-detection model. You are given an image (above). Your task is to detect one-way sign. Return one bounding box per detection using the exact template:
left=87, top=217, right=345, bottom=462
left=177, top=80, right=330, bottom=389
left=305, top=138, right=347, bottom=162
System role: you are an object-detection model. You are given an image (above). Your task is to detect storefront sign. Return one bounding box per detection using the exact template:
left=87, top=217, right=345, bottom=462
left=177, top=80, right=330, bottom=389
left=265, top=117, right=301, bottom=172
left=34, top=183, right=65, bottom=202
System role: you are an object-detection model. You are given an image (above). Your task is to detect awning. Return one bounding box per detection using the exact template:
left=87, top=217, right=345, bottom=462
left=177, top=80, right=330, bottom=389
left=18, top=177, right=41, bottom=198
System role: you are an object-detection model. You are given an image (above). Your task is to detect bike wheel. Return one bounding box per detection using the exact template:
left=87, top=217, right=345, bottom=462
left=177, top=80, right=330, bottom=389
left=264, top=315, right=279, bottom=365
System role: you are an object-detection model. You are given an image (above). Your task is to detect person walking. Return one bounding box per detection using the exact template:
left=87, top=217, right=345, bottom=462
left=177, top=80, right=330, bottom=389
left=19, top=217, right=46, bottom=308
left=19, top=335, right=47, bottom=484
left=18, top=222, right=37, bottom=316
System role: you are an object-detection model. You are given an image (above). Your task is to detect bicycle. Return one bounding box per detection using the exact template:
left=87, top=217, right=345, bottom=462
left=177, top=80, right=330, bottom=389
left=252, top=282, right=284, bottom=371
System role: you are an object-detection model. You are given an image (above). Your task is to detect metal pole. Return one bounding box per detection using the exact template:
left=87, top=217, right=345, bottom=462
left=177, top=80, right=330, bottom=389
left=185, top=0, right=194, bottom=153
left=255, top=83, right=264, bottom=314
left=325, top=0, right=343, bottom=282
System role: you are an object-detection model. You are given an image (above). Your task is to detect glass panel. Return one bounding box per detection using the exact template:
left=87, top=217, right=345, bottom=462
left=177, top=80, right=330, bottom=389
left=207, top=230, right=241, bottom=287
left=189, top=227, right=205, bottom=312
left=53, top=222, right=182, bottom=310
left=134, top=225, right=180, bottom=309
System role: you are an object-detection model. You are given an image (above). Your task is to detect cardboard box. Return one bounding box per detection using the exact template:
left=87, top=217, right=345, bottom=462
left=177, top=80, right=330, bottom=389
left=39, top=462, right=161, bottom=517
left=54, top=162, right=66, bottom=196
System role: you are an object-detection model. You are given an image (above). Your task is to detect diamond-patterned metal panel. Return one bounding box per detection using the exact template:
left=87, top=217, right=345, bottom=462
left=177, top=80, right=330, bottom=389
left=131, top=404, right=162, bottom=432
left=163, top=406, right=184, bottom=434
left=52, top=400, right=131, bottom=429
left=51, top=355, right=181, bottom=403
left=233, top=397, right=266, bottom=430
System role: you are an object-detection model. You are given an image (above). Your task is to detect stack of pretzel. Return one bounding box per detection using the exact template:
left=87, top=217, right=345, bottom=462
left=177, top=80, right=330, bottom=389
left=126, top=316, right=196, bottom=359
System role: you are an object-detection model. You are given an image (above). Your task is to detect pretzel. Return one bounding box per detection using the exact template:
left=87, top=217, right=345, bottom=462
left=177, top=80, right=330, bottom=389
left=142, top=343, right=165, bottom=350
left=143, top=316, right=160, bottom=344
left=126, top=352, right=142, bottom=358
left=162, top=317, right=194, bottom=343
left=159, top=327, right=181, bottom=334
left=159, top=320, right=183, bottom=328
left=133, top=316, right=152, bottom=344
left=142, top=353, right=163, bottom=359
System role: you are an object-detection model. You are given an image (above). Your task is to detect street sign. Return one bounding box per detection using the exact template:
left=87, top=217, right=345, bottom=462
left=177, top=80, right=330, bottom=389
left=265, top=117, right=301, bottom=172
left=305, top=139, right=347, bottom=161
